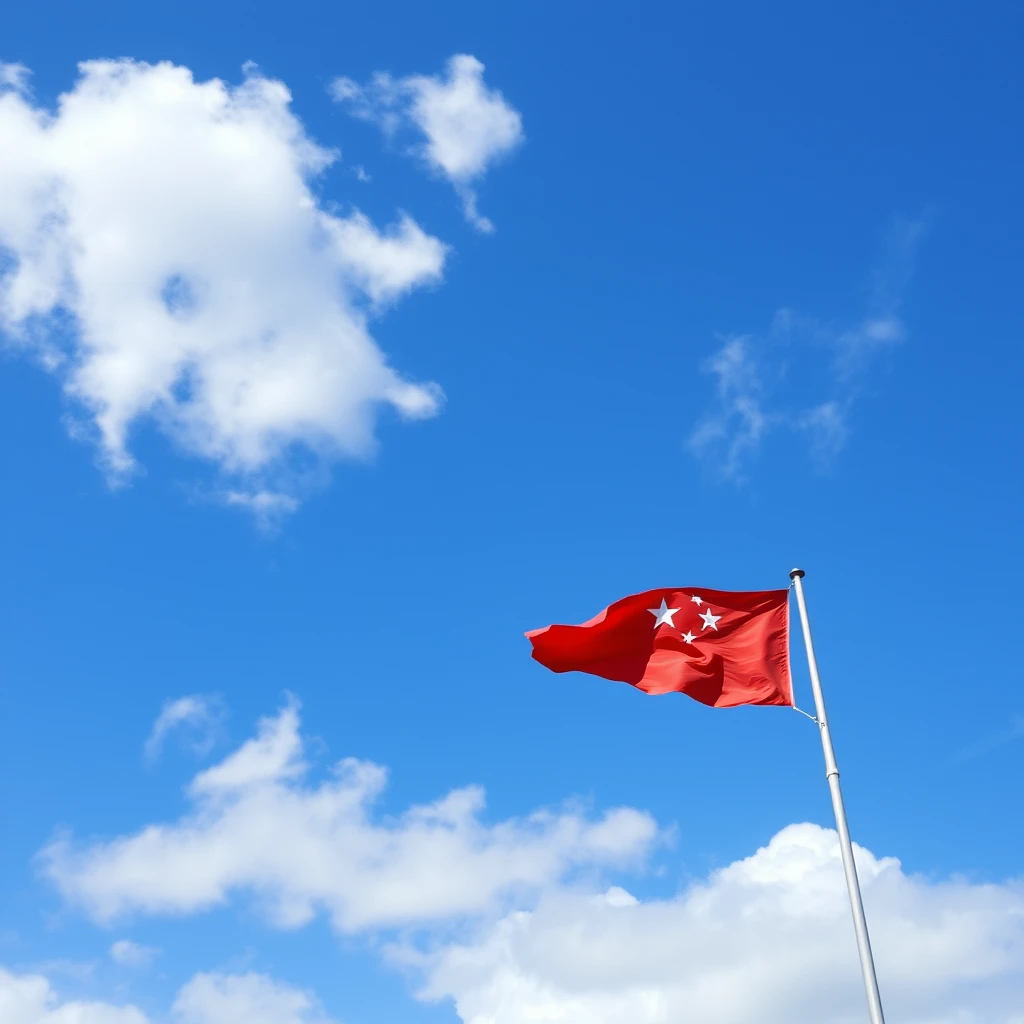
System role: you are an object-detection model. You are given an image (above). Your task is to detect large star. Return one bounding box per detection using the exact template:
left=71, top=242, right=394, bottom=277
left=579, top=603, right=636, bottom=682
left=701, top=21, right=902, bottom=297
left=700, top=608, right=721, bottom=631
left=648, top=599, right=680, bottom=629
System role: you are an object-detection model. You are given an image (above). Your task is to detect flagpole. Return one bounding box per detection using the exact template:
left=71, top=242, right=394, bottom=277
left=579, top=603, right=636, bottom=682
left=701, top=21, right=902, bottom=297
left=789, top=568, right=886, bottom=1024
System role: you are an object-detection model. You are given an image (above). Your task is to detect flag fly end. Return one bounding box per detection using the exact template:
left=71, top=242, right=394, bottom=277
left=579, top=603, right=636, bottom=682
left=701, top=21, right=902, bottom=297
left=526, top=587, right=791, bottom=707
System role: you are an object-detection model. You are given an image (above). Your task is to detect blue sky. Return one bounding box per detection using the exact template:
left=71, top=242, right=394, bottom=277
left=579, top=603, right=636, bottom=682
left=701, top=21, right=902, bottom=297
left=1, top=2, right=1023, bottom=1022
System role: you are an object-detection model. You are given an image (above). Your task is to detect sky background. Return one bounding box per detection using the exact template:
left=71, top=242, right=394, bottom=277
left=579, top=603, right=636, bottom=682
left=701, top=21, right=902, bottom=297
left=1, top=2, right=1023, bottom=1023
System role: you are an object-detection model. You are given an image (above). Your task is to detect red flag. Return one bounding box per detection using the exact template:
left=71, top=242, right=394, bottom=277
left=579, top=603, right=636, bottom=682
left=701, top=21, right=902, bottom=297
left=526, top=587, right=791, bottom=708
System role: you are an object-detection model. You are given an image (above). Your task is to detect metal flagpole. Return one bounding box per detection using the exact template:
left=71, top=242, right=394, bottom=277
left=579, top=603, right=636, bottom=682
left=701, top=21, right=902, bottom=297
left=789, top=568, right=886, bottom=1024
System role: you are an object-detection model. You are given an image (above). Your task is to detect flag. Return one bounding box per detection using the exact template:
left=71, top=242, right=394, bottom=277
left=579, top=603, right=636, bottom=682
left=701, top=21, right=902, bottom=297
left=526, top=587, right=791, bottom=707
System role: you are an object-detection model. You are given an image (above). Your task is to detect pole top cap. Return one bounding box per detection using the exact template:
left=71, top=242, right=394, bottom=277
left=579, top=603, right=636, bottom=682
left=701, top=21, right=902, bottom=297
left=789, top=568, right=806, bottom=579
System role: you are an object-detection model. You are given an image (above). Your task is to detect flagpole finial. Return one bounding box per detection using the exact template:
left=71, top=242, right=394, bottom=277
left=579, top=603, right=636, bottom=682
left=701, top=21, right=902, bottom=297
left=789, top=568, right=805, bottom=579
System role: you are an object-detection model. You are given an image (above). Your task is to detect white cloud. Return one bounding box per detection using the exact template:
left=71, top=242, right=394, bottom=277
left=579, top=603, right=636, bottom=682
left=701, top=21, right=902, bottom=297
left=0, top=965, right=148, bottom=1024
left=332, top=54, right=524, bottom=232
left=955, top=714, right=1024, bottom=763
left=0, top=967, right=334, bottom=1024
left=0, top=60, right=448, bottom=512
left=26, top=698, right=1024, bottom=1023
left=188, top=698, right=304, bottom=794
left=220, top=489, right=300, bottom=529
left=173, top=972, right=336, bottom=1024
left=145, top=695, right=222, bottom=762
left=109, top=940, right=159, bottom=969
left=323, top=212, right=449, bottom=305
left=798, top=399, right=849, bottom=464
left=415, top=823, right=1024, bottom=1024
left=0, top=62, right=29, bottom=92
left=690, top=218, right=925, bottom=476
left=688, top=336, right=769, bottom=480
left=40, top=701, right=659, bottom=932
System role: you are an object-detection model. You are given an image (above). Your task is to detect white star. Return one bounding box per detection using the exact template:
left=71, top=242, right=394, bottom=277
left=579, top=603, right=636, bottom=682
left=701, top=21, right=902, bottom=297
left=690, top=595, right=703, bottom=606
left=700, top=608, right=721, bottom=631
left=682, top=631, right=696, bottom=644
left=648, top=599, right=680, bottom=629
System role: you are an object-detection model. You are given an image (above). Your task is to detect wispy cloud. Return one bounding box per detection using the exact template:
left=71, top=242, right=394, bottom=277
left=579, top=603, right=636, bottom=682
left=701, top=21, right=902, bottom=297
left=688, top=337, right=769, bottom=481
left=796, top=399, right=850, bottom=464
left=690, top=217, right=927, bottom=479
left=836, top=215, right=926, bottom=378
left=0, top=62, right=29, bottom=93
left=110, top=939, right=160, bottom=969
left=144, top=694, right=222, bottom=763
left=332, top=55, right=524, bottom=232
left=953, top=715, right=1024, bottom=763
left=221, top=489, right=300, bottom=531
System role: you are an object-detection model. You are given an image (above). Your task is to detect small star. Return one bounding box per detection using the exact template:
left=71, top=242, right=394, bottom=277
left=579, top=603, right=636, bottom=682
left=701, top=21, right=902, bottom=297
left=700, top=608, right=721, bottom=631
left=648, top=599, right=680, bottom=629
left=690, top=595, right=703, bottom=606
left=682, top=631, right=696, bottom=644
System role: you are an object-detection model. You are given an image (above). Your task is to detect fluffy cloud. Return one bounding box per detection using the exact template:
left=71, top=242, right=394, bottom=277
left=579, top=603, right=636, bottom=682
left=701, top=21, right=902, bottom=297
left=173, top=973, right=336, bottom=1024
left=0, top=60, right=447, bottom=513
left=40, top=701, right=659, bottom=932
left=0, top=968, right=333, bottom=1024
left=416, top=823, right=1024, bottom=1024
left=690, top=218, right=925, bottom=477
left=332, top=54, right=524, bottom=232
left=0, top=966, right=146, bottom=1024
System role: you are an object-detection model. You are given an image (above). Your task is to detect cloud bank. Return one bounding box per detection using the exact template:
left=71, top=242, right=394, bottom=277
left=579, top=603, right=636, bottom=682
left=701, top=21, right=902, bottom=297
left=0, top=968, right=334, bottom=1024
left=41, top=701, right=658, bottom=932
left=416, top=823, right=1024, bottom=1024
left=34, top=697, right=1024, bottom=1023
